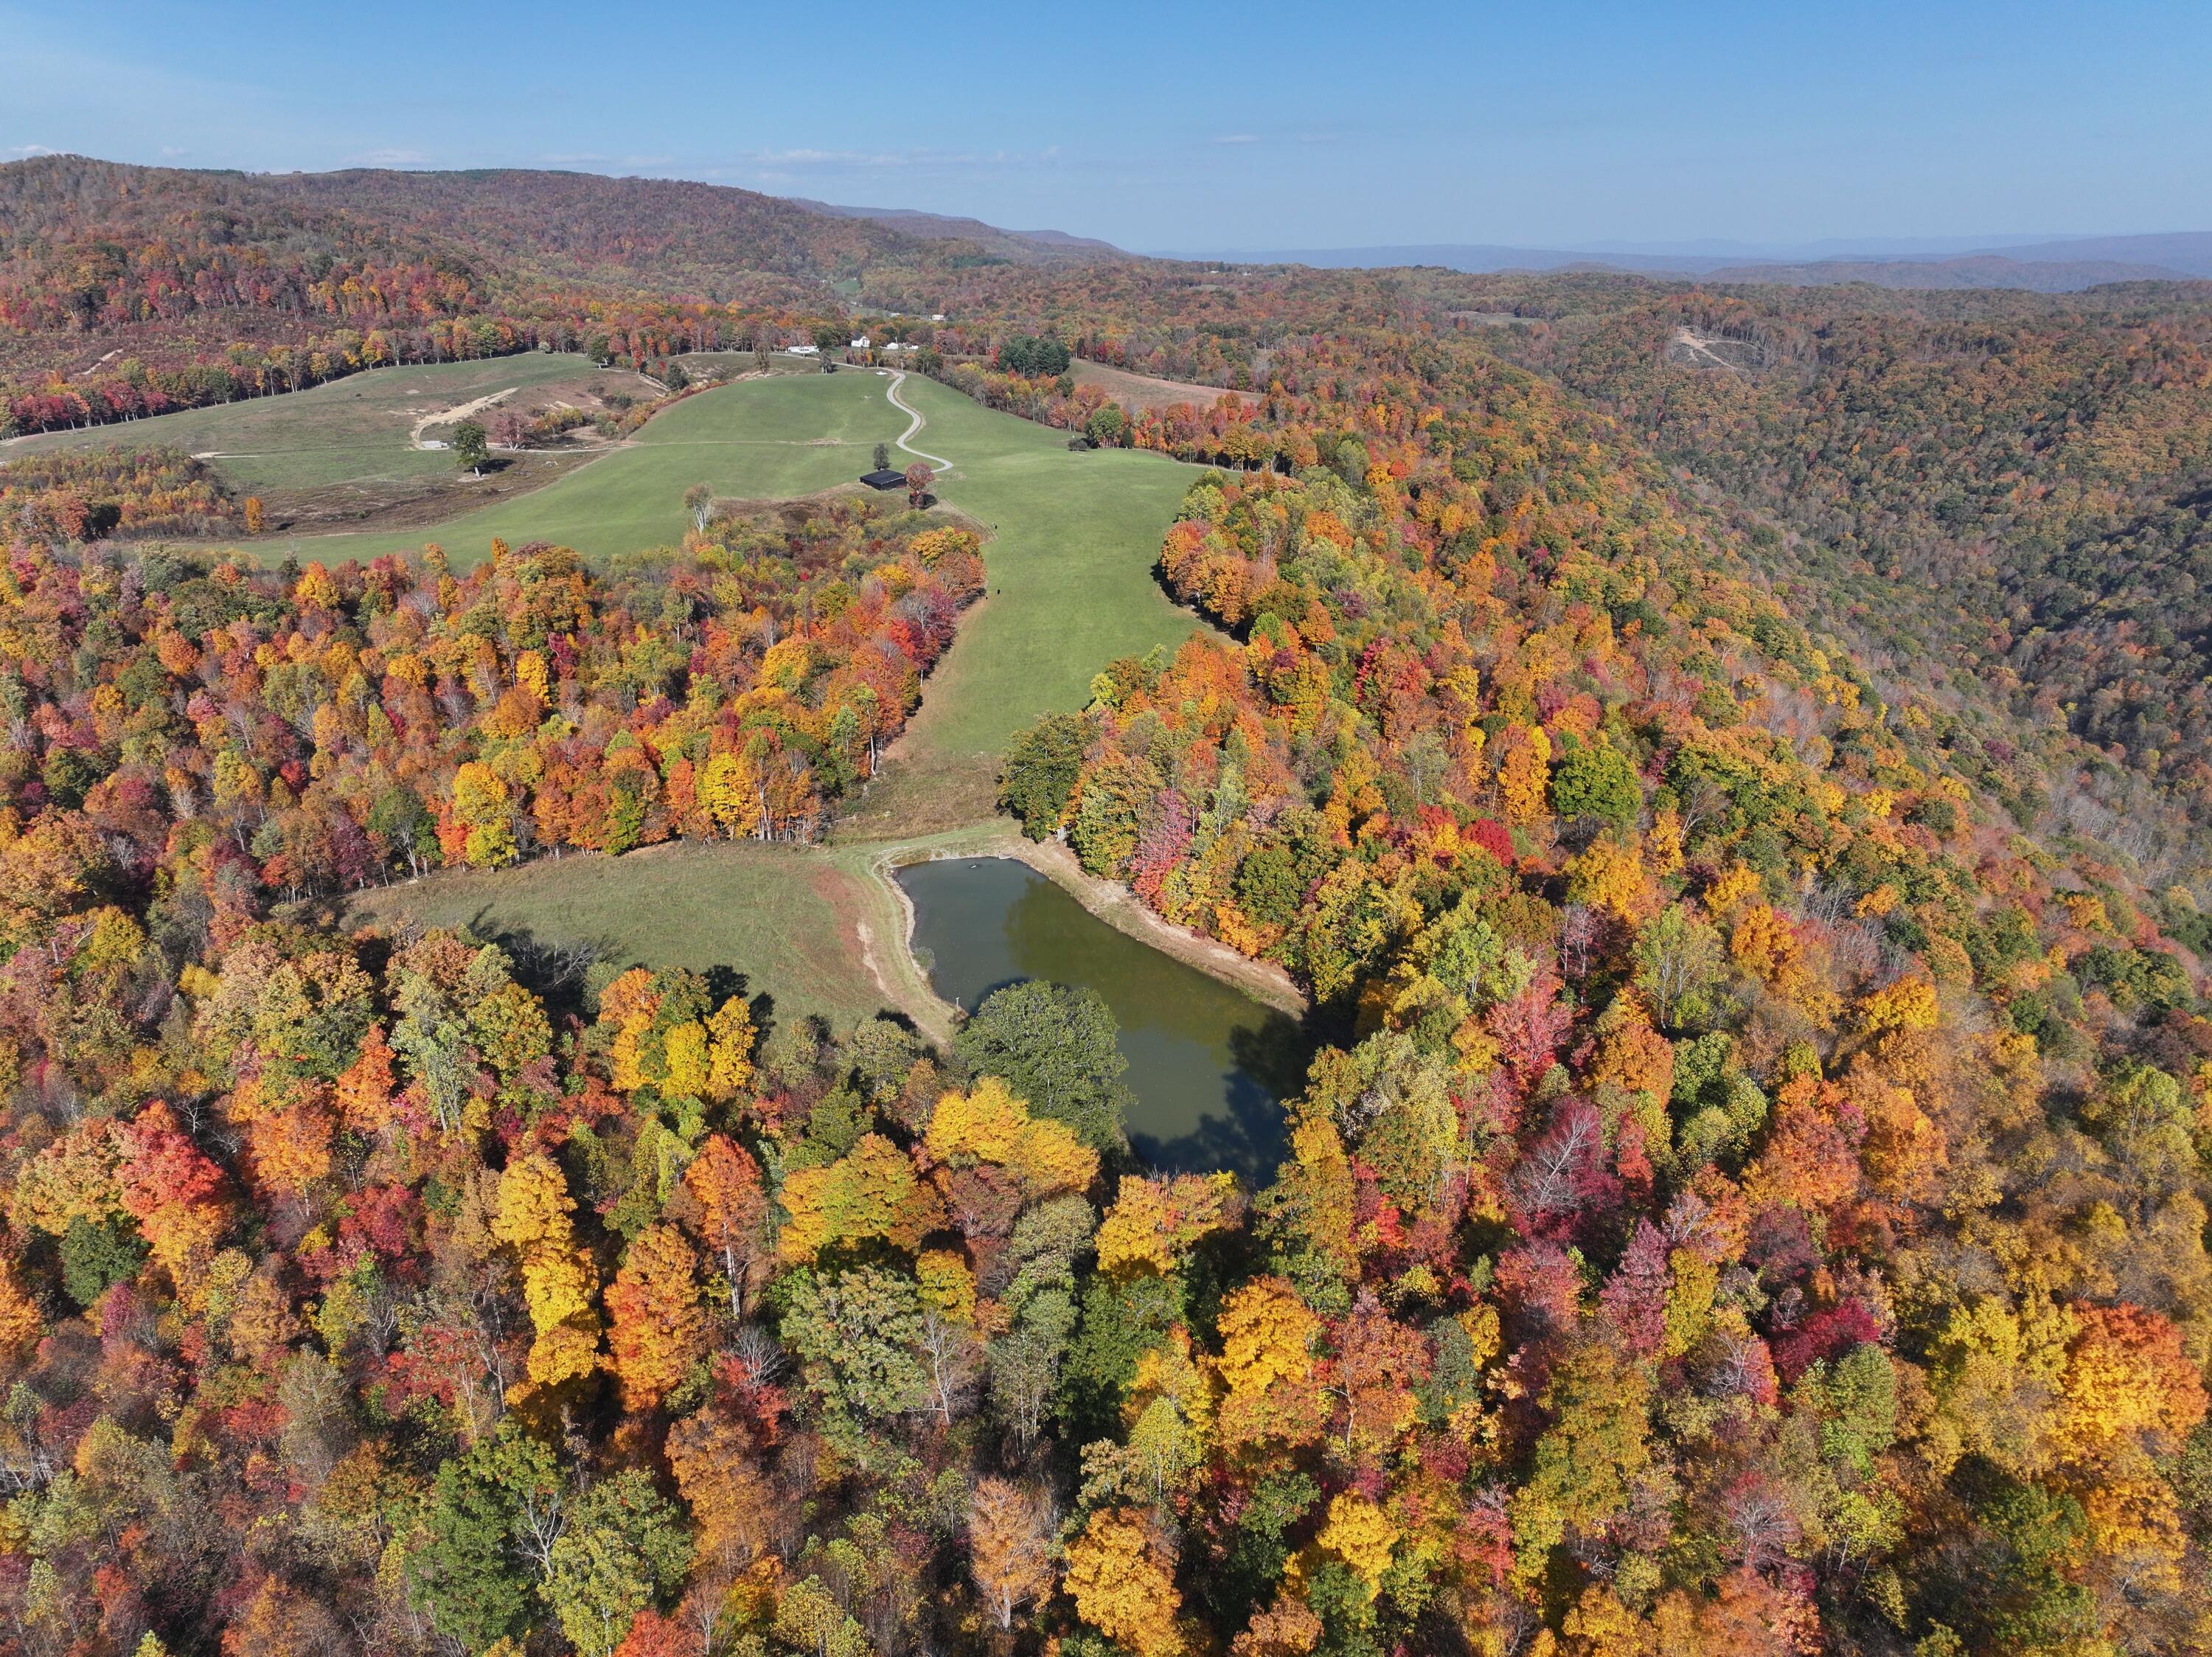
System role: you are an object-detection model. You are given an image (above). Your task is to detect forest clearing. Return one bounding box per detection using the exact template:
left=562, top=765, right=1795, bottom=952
left=335, top=368, right=1217, bottom=1035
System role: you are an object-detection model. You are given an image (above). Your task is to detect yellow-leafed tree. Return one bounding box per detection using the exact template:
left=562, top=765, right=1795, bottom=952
left=1064, top=1507, right=1183, bottom=1657
left=925, top=1077, right=1098, bottom=1198
left=492, top=1153, right=603, bottom=1394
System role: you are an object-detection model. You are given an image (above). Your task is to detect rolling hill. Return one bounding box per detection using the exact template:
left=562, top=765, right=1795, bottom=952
left=0, top=153, right=936, bottom=305
left=0, top=154, right=992, bottom=433
left=1695, top=252, right=2195, bottom=290
left=787, top=197, right=1127, bottom=262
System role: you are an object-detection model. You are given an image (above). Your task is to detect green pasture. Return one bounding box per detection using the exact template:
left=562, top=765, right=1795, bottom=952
left=880, top=374, right=1206, bottom=757
left=296, top=370, right=904, bottom=563
left=294, top=370, right=1208, bottom=756
left=3, top=353, right=603, bottom=496
left=343, top=839, right=900, bottom=1035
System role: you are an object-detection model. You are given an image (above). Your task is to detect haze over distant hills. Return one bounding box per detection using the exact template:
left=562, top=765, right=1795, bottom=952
left=786, top=198, right=1126, bottom=263
left=769, top=201, right=2212, bottom=292
left=1156, top=230, right=2212, bottom=290
left=12, top=151, right=2202, bottom=296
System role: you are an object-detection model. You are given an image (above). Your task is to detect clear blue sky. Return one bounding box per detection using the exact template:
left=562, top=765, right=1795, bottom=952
left=5, top=1, right=2207, bottom=252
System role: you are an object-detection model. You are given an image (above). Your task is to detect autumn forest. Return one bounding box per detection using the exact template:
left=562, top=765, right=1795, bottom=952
left=0, top=150, right=2210, bottom=1657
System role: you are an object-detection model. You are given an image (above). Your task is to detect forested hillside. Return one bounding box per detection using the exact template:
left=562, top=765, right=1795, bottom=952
left=0, top=501, right=981, bottom=882
left=0, top=160, right=2210, bottom=1657
left=926, top=260, right=2212, bottom=845
left=1456, top=277, right=2212, bottom=833
left=998, top=324, right=2212, bottom=1655
left=0, top=156, right=984, bottom=435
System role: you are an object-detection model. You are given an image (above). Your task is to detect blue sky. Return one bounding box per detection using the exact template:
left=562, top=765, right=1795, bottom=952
left=5, top=1, right=2207, bottom=252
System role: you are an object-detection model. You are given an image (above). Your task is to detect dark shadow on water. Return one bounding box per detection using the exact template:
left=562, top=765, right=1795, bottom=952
left=1133, top=1009, right=1313, bottom=1182
left=1130, top=1066, right=1284, bottom=1183
left=959, top=971, right=1030, bottom=1017
left=1232, top=1009, right=1318, bottom=1103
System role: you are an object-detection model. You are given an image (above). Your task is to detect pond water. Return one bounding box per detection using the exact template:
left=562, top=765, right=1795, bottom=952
left=896, top=857, right=1308, bottom=1180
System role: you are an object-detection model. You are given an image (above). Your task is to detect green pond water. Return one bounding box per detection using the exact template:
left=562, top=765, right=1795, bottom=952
left=896, top=858, right=1308, bottom=1179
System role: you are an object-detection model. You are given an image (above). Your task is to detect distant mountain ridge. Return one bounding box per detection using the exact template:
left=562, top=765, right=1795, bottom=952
left=786, top=198, right=1127, bottom=263
left=1978, top=232, right=2212, bottom=274
left=1165, top=231, right=2212, bottom=291
left=1695, top=254, right=2195, bottom=292
left=0, top=154, right=947, bottom=302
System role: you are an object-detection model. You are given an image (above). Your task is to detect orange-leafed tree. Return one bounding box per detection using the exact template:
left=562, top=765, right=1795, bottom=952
left=606, top=1223, right=707, bottom=1411
left=678, top=1134, right=769, bottom=1317
left=667, top=1404, right=778, bottom=1571
left=246, top=1100, right=335, bottom=1206
left=2059, top=1303, right=2208, bottom=1457
left=334, top=1024, right=397, bottom=1134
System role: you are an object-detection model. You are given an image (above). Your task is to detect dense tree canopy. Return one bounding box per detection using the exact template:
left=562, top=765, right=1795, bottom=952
left=0, top=499, right=983, bottom=901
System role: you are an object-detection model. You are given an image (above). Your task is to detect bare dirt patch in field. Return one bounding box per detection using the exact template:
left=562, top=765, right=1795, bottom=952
left=264, top=371, right=668, bottom=532
left=408, top=386, right=520, bottom=447
left=410, top=369, right=659, bottom=446
left=259, top=448, right=603, bottom=532
left=1072, top=360, right=1260, bottom=417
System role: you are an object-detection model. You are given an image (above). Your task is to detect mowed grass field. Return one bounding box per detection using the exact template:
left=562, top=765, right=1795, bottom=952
left=840, top=374, right=1210, bottom=829
left=344, top=840, right=903, bottom=1035
left=4, top=353, right=606, bottom=497
left=330, top=372, right=1211, bottom=1023
left=294, top=369, right=1209, bottom=761
left=298, top=370, right=904, bottom=564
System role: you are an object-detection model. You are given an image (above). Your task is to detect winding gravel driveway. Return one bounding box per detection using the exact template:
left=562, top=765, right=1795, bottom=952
left=881, top=369, right=953, bottom=472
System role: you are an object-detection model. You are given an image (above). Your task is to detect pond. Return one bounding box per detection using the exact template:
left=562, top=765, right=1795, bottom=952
left=896, top=857, right=1309, bottom=1180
